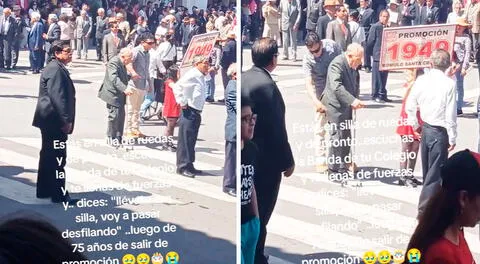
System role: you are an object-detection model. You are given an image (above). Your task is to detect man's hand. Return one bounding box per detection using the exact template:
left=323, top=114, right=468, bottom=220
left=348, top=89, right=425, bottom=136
left=461, top=68, right=467, bottom=76
left=124, top=88, right=133, bottom=95
left=448, top=144, right=456, bottom=152
left=61, top=123, right=73, bottom=134
left=283, top=164, right=295, bottom=177
left=293, top=24, right=298, bottom=31
left=131, top=73, right=141, bottom=80
left=42, top=33, right=47, bottom=39
left=315, top=101, right=326, bottom=113
left=351, top=99, right=365, bottom=109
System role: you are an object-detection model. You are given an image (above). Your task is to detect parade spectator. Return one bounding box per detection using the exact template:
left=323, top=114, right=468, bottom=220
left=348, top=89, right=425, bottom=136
left=27, top=11, right=44, bottom=74
left=262, top=0, right=280, bottom=44
left=396, top=68, right=424, bottom=187
left=98, top=47, right=133, bottom=147
left=326, top=5, right=352, bottom=51
left=241, top=37, right=295, bottom=264
left=413, top=0, right=426, bottom=25
left=67, top=13, right=76, bottom=50
left=398, top=0, right=415, bottom=26
left=43, top=14, right=60, bottom=63
left=406, top=150, right=480, bottom=264
left=11, top=5, right=26, bottom=69
left=240, top=96, right=260, bottom=264
left=102, top=22, right=126, bottom=64
left=446, top=0, right=464, bottom=24
left=387, top=0, right=400, bottom=26
left=358, top=0, right=374, bottom=72
left=453, top=17, right=472, bottom=116
left=220, top=30, right=237, bottom=92
left=321, top=43, right=365, bottom=176
left=125, top=32, right=154, bottom=138
left=173, top=55, right=209, bottom=178
left=316, top=0, right=336, bottom=40
left=303, top=32, right=342, bottom=173
left=348, top=10, right=366, bottom=45
left=405, top=49, right=457, bottom=220
left=162, top=65, right=181, bottom=152
left=279, top=0, right=302, bottom=61
left=305, top=0, right=323, bottom=35
left=75, top=10, right=91, bottom=60
left=206, top=14, right=215, bottom=32
left=0, top=8, right=16, bottom=70
left=116, top=13, right=130, bottom=43
left=58, top=14, right=71, bottom=45
left=224, top=63, right=237, bottom=197
left=419, top=0, right=440, bottom=24
left=368, top=10, right=391, bottom=103
left=181, top=17, right=199, bottom=57
left=32, top=40, right=77, bottom=204
left=465, top=0, right=480, bottom=60
left=95, top=8, right=107, bottom=61
left=206, top=38, right=221, bottom=103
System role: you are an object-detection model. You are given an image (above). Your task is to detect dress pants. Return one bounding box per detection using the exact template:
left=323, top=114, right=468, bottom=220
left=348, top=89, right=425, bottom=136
left=362, top=35, right=371, bottom=69
left=371, top=60, right=389, bottom=99
left=0, top=37, right=13, bottom=68
left=12, top=39, right=20, bottom=67
left=96, top=37, right=103, bottom=60
left=282, top=27, right=297, bottom=58
left=223, top=140, right=236, bottom=192
left=417, top=122, right=448, bottom=218
left=262, top=23, right=280, bottom=44
left=125, top=87, right=146, bottom=133
left=254, top=165, right=282, bottom=264
left=221, top=67, right=230, bottom=90
left=107, top=103, right=125, bottom=139
left=29, top=49, right=42, bottom=71
left=76, top=37, right=88, bottom=58
left=327, top=119, right=352, bottom=172
left=37, top=128, right=68, bottom=201
left=176, top=106, right=202, bottom=171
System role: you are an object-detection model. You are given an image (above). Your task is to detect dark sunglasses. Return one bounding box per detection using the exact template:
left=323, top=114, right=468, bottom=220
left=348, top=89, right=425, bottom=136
left=309, top=46, right=321, bottom=54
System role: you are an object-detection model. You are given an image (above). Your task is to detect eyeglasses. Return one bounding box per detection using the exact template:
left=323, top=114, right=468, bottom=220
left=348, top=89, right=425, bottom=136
left=241, top=114, right=257, bottom=124
left=309, top=45, right=321, bottom=54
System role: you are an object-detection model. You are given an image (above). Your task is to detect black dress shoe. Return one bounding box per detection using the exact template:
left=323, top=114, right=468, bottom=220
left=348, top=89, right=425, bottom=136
left=224, top=189, right=236, bottom=197
left=375, top=97, right=384, bottom=103
left=381, top=97, right=393, bottom=103
left=177, top=169, right=195, bottom=178
left=190, top=167, right=202, bottom=174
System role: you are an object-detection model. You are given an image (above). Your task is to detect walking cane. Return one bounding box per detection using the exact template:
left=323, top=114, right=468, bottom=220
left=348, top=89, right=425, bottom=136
left=351, top=109, right=362, bottom=187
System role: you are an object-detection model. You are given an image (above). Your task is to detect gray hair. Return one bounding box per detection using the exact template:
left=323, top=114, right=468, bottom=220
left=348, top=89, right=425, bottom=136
left=30, top=12, right=41, bottom=21
left=48, top=14, right=58, bottom=22
left=119, top=47, right=133, bottom=58
left=227, top=63, right=236, bottom=77
left=193, top=55, right=207, bottom=65
left=80, top=10, right=87, bottom=16
left=98, top=8, right=105, bottom=14
left=430, top=49, right=451, bottom=71
left=346, top=42, right=364, bottom=56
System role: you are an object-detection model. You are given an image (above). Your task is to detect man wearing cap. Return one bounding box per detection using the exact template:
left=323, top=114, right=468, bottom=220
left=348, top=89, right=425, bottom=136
left=173, top=55, right=209, bottom=178
left=405, top=49, right=457, bottom=219
left=279, top=0, right=302, bottom=61
left=43, top=14, right=60, bottom=63
left=315, top=0, right=337, bottom=40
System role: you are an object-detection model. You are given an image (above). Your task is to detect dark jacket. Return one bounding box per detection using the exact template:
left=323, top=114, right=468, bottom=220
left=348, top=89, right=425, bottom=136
left=98, top=56, right=130, bottom=107
left=28, top=21, right=45, bottom=51
left=32, top=59, right=76, bottom=132
left=95, top=16, right=108, bottom=39
left=0, top=15, right=17, bottom=41
left=241, top=66, right=294, bottom=173
left=321, top=54, right=359, bottom=123
left=315, top=14, right=334, bottom=40
left=417, top=5, right=439, bottom=25
left=225, top=79, right=236, bottom=142
left=367, top=22, right=384, bottom=62
left=398, top=4, right=416, bottom=26
left=220, top=39, right=236, bottom=69
left=44, top=22, right=60, bottom=54
left=181, top=24, right=199, bottom=46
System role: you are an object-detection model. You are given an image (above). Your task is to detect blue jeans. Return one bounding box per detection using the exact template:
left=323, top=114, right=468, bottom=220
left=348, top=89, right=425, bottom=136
left=140, top=90, right=155, bottom=117
left=206, top=72, right=216, bottom=100
left=241, top=217, right=260, bottom=264
left=455, top=69, right=464, bottom=111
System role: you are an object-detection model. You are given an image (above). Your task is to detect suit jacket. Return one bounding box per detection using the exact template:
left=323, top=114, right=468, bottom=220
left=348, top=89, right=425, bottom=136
left=102, top=32, right=126, bottom=63
left=0, top=15, right=17, bottom=41
left=358, top=7, right=375, bottom=30
left=181, top=24, right=199, bottom=46
left=28, top=21, right=45, bottom=51
left=98, top=56, right=129, bottom=107
left=418, top=5, right=439, bottom=24
left=75, top=16, right=92, bottom=38
left=13, top=15, right=27, bottom=41
left=321, top=54, right=359, bottom=123
left=220, top=39, right=236, bottom=69
left=305, top=0, right=322, bottom=31
left=45, top=22, right=60, bottom=54
left=315, top=14, right=334, bottom=40
left=279, top=0, right=302, bottom=31
left=367, top=22, right=384, bottom=62
left=326, top=20, right=352, bottom=51
left=32, top=59, right=76, bottom=132
left=95, top=16, right=108, bottom=39
left=241, top=66, right=294, bottom=173
left=398, top=4, right=415, bottom=26
left=224, top=79, right=236, bottom=142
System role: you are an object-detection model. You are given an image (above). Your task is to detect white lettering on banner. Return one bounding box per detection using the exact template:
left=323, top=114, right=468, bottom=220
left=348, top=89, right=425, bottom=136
left=241, top=164, right=254, bottom=205
left=379, top=24, right=456, bottom=70
left=180, top=31, right=220, bottom=69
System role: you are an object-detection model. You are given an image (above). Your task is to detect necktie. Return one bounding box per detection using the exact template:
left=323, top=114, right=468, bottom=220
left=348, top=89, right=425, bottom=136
left=341, top=23, right=347, bottom=36
left=113, top=34, right=119, bottom=46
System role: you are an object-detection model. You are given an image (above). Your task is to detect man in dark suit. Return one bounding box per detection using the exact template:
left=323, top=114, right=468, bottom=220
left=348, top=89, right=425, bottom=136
left=223, top=63, right=237, bottom=197
left=358, top=0, right=374, bottom=72
left=398, top=0, right=416, bottom=26
left=418, top=0, right=439, bottom=24
left=11, top=5, right=26, bottom=69
left=412, top=0, right=425, bottom=25
left=43, top=14, right=61, bottom=64
left=32, top=41, right=77, bottom=204
left=367, top=10, right=391, bottom=103
left=315, top=0, right=336, bottom=39
left=321, top=43, right=365, bottom=176
left=241, top=37, right=295, bottom=264
left=181, top=17, right=199, bottom=58
left=0, top=8, right=17, bottom=69
left=102, top=22, right=126, bottom=64
left=95, top=8, right=108, bottom=61
left=220, top=31, right=237, bottom=91
left=326, top=5, right=352, bottom=51
left=98, top=47, right=133, bottom=147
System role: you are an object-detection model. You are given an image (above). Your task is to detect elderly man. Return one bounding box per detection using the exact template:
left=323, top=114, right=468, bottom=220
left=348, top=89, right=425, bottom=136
left=173, top=55, right=209, bottom=178
left=43, top=14, right=60, bottom=63
left=95, top=8, right=107, bottom=61
left=223, top=63, right=237, bottom=196
left=12, top=5, right=26, bottom=69
left=116, top=13, right=130, bottom=41
left=321, top=43, right=365, bottom=179
left=75, top=10, right=91, bottom=60
left=0, top=8, right=17, bottom=69
left=98, top=47, right=133, bottom=147
left=405, top=49, right=457, bottom=219
left=278, top=0, right=302, bottom=61
left=27, top=12, right=44, bottom=74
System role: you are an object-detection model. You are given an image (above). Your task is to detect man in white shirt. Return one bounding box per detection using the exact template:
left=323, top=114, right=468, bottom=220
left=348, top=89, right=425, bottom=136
left=405, top=49, right=457, bottom=219
left=173, top=55, right=209, bottom=178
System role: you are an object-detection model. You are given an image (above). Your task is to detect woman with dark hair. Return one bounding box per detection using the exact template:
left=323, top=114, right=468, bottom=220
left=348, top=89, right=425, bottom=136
left=0, top=215, right=88, bottom=263
left=162, top=65, right=181, bottom=151
left=405, top=149, right=480, bottom=263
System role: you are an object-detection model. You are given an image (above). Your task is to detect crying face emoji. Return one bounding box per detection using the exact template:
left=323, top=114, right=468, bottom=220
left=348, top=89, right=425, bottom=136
left=165, top=251, right=179, bottom=264
left=392, top=249, right=405, bottom=263
left=377, top=250, right=392, bottom=264
left=362, top=251, right=376, bottom=264
left=136, top=253, right=150, bottom=264
left=151, top=253, right=163, bottom=264
left=407, top=248, right=421, bottom=263
left=122, top=254, right=136, bottom=264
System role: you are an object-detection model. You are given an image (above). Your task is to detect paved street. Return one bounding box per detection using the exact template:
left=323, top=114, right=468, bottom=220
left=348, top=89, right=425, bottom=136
left=242, top=45, right=480, bottom=264
left=0, top=49, right=235, bottom=263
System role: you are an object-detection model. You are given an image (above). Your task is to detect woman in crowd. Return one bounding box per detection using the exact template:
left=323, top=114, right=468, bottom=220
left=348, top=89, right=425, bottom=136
left=447, top=0, right=464, bottom=24
left=396, top=68, right=424, bottom=187
left=453, top=17, right=472, bottom=116
left=205, top=38, right=222, bottom=103
left=162, top=65, right=181, bottom=152
left=406, top=149, right=480, bottom=263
